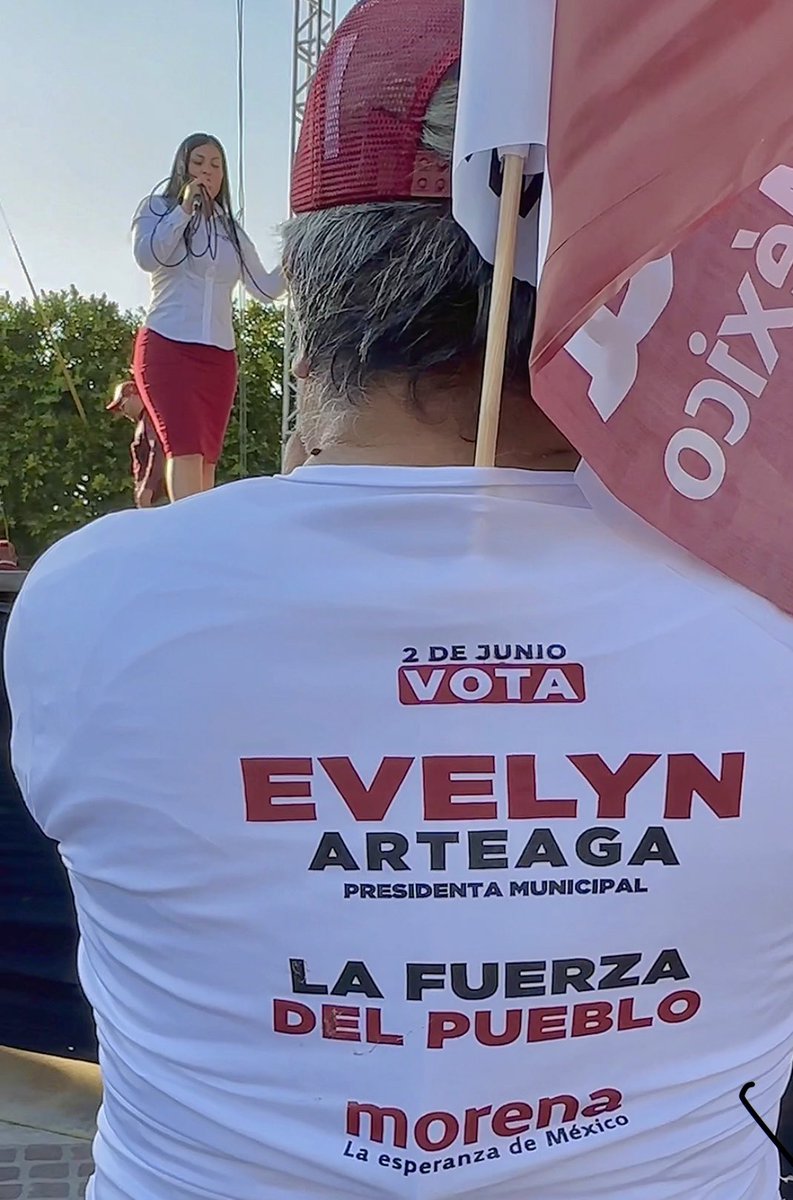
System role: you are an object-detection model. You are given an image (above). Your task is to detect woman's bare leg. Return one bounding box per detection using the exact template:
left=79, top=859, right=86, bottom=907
left=202, top=461, right=217, bottom=492
left=166, top=454, right=204, bottom=501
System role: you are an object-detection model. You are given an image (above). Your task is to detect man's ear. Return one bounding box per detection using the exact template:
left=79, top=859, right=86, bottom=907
left=292, top=354, right=310, bottom=380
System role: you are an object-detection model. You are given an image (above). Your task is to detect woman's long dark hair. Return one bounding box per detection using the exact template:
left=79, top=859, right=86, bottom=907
left=148, top=132, right=268, bottom=294
left=162, top=132, right=235, bottom=215
left=154, top=131, right=254, bottom=277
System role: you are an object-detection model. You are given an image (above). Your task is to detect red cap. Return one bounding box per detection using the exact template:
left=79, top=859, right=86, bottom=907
left=291, top=0, right=463, bottom=214
left=106, top=380, right=139, bottom=413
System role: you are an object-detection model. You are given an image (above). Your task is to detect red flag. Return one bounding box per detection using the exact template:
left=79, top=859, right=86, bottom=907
left=532, top=0, right=793, bottom=610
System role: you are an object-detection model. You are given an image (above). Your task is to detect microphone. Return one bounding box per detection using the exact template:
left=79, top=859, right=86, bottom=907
left=192, top=190, right=204, bottom=216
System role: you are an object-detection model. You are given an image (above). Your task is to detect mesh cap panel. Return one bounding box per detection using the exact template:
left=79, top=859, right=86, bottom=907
left=291, top=0, right=463, bottom=213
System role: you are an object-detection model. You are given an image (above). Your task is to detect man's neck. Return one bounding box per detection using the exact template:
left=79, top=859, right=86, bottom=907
left=309, top=436, right=476, bottom=469
left=300, top=381, right=579, bottom=472
left=309, top=444, right=579, bottom=470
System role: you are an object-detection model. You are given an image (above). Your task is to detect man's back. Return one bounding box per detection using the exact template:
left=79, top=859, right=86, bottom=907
left=7, top=466, right=793, bottom=1200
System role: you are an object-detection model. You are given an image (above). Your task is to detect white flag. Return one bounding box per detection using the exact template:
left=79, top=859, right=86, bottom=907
left=452, top=0, right=555, bottom=283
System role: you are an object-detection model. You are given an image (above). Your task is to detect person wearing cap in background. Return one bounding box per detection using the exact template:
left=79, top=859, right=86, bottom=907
left=107, top=379, right=167, bottom=509
left=6, top=1, right=793, bottom=1198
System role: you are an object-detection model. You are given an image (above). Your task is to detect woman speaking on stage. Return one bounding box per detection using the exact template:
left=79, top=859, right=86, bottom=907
left=132, top=133, right=284, bottom=501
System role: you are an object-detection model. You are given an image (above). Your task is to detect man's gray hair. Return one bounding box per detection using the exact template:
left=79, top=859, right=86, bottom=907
left=282, top=75, right=535, bottom=411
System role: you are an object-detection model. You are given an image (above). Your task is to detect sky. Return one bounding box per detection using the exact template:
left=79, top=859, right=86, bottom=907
left=0, top=0, right=355, bottom=313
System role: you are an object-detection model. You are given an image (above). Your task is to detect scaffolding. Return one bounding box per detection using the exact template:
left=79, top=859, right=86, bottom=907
left=281, top=0, right=339, bottom=462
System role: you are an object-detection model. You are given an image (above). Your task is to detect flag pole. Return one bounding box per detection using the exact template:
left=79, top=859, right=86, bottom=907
left=0, top=199, right=88, bottom=424
left=474, top=152, right=526, bottom=467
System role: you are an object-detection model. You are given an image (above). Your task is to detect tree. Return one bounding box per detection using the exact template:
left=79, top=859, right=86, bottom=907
left=220, top=302, right=285, bottom=483
left=0, top=289, right=284, bottom=564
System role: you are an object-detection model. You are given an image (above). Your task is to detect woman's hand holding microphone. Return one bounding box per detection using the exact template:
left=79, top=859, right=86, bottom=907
left=181, top=179, right=210, bottom=218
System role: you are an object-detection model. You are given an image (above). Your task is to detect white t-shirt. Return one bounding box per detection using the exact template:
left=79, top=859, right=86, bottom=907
left=131, top=196, right=284, bottom=350
left=7, top=465, right=793, bottom=1200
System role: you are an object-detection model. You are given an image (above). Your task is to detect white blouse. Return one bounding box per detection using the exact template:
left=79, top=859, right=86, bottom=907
left=132, top=196, right=285, bottom=351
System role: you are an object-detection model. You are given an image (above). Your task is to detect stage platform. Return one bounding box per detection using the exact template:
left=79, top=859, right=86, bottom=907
left=0, top=574, right=25, bottom=597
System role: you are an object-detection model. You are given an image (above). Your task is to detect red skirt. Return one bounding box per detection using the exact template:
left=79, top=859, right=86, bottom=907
left=133, top=328, right=238, bottom=463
